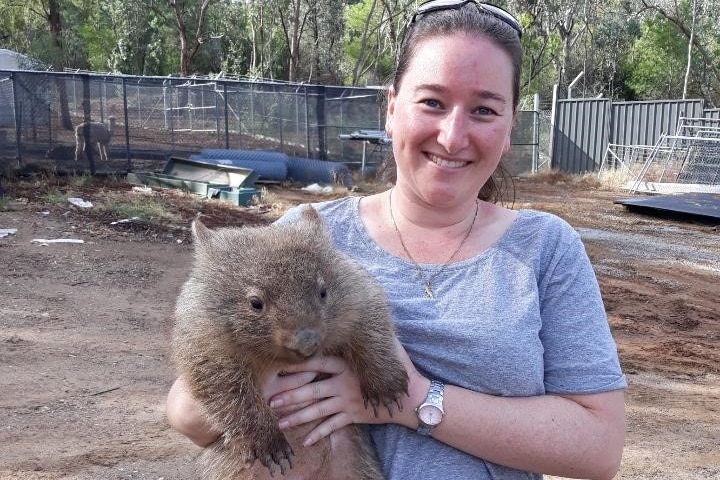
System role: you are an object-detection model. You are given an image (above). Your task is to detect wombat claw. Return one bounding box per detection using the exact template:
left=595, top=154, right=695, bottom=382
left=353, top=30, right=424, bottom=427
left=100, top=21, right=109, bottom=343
left=364, top=395, right=404, bottom=417
left=258, top=444, right=294, bottom=477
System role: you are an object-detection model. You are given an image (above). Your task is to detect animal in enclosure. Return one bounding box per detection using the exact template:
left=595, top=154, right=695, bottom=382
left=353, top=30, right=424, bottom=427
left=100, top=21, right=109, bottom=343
left=74, top=116, right=116, bottom=162
left=172, top=206, right=408, bottom=480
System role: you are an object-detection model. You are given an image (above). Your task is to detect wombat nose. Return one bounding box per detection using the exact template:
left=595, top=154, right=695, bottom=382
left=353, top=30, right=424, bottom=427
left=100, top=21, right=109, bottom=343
left=291, top=329, right=322, bottom=358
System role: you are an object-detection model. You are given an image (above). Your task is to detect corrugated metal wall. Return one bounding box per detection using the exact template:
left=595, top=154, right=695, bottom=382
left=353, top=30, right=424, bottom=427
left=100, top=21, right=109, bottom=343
left=551, top=98, right=611, bottom=173
left=551, top=98, right=710, bottom=173
left=611, top=100, right=705, bottom=145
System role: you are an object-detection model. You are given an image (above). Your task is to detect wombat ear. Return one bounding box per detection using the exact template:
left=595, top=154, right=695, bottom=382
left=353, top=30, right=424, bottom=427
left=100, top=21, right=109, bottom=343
left=191, top=215, right=213, bottom=246
left=299, top=205, right=322, bottom=225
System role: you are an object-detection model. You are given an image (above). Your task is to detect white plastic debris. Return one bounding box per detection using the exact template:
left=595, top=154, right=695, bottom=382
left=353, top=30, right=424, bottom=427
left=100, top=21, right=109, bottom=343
left=0, top=228, right=17, bottom=238
left=110, top=216, right=141, bottom=225
left=301, top=183, right=333, bottom=194
left=68, top=197, right=93, bottom=208
left=31, top=238, right=85, bottom=245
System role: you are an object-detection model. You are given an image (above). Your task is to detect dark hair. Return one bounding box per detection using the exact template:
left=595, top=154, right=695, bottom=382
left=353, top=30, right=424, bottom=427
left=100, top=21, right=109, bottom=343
left=381, top=3, right=522, bottom=205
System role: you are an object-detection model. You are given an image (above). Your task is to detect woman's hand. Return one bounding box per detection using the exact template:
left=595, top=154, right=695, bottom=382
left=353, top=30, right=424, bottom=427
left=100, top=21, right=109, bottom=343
left=269, top=337, right=421, bottom=447
left=167, top=337, right=422, bottom=449
left=166, top=367, right=319, bottom=447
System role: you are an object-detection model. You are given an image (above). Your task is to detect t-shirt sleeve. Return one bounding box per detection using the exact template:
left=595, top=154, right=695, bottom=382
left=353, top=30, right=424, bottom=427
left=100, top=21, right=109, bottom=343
left=538, top=227, right=627, bottom=394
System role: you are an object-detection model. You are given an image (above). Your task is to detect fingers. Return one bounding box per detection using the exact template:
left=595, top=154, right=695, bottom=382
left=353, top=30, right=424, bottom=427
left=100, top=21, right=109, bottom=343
left=278, top=395, right=344, bottom=429
left=302, top=413, right=350, bottom=446
left=277, top=396, right=352, bottom=447
left=261, top=369, right=317, bottom=403
left=274, top=371, right=319, bottom=394
left=281, top=355, right=348, bottom=376
left=269, top=356, right=350, bottom=409
left=270, top=370, right=338, bottom=409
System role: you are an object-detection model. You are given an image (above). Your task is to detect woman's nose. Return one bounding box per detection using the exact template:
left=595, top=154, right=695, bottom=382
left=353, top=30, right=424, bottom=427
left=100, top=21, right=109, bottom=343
left=437, top=108, right=469, bottom=154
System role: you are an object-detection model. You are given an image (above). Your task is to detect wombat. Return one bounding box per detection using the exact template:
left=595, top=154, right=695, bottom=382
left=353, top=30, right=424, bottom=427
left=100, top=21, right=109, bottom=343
left=172, top=206, right=409, bottom=480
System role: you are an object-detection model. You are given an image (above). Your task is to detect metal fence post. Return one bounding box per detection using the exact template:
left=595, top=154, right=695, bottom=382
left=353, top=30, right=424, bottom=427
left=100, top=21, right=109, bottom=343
left=533, top=93, right=540, bottom=172
left=122, top=76, right=131, bottom=171
left=12, top=72, right=22, bottom=166
left=223, top=82, right=230, bottom=149
left=317, top=85, right=326, bottom=160
left=304, top=87, right=310, bottom=158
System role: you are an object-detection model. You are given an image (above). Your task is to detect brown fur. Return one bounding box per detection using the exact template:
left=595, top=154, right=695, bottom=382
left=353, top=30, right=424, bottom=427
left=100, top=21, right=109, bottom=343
left=74, top=116, right=116, bottom=162
left=172, top=206, right=409, bottom=480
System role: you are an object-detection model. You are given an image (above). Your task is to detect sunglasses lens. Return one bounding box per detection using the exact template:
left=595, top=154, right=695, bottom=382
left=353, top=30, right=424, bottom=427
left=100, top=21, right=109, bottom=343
left=416, top=0, right=468, bottom=14
left=480, top=4, right=522, bottom=33
left=410, top=0, right=522, bottom=38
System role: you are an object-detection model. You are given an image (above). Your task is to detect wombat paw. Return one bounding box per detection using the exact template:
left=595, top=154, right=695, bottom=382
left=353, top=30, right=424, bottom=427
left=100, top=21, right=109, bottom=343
left=363, top=392, right=406, bottom=417
left=361, top=368, right=410, bottom=417
left=253, top=436, right=294, bottom=477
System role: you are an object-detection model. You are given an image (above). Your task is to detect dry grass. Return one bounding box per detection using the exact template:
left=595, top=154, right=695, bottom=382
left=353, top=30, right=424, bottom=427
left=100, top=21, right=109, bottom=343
left=531, top=169, right=627, bottom=190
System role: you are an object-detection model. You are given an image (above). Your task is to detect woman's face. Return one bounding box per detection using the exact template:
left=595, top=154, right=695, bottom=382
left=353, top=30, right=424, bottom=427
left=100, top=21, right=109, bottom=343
left=386, top=33, right=516, bottom=207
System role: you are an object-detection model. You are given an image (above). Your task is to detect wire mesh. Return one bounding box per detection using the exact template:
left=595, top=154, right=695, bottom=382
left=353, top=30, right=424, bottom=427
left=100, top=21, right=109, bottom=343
left=599, top=117, right=720, bottom=191
left=0, top=70, right=542, bottom=179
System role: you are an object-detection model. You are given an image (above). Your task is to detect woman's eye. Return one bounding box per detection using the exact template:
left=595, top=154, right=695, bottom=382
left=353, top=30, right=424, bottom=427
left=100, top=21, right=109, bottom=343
left=423, top=99, right=441, bottom=108
left=249, top=297, right=264, bottom=311
left=475, top=106, right=495, bottom=116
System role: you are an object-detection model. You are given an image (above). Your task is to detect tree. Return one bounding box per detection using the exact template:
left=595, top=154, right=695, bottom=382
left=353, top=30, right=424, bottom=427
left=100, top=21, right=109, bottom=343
left=343, top=0, right=408, bottom=86
left=637, top=0, right=720, bottom=105
left=163, top=0, right=219, bottom=76
left=305, top=0, right=344, bottom=84
left=624, top=15, right=689, bottom=99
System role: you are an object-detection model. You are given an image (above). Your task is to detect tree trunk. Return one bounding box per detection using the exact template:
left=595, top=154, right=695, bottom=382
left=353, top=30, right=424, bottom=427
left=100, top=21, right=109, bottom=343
left=682, top=0, right=696, bottom=99
left=351, top=0, right=377, bottom=86
left=167, top=0, right=214, bottom=77
left=47, top=0, right=73, bottom=130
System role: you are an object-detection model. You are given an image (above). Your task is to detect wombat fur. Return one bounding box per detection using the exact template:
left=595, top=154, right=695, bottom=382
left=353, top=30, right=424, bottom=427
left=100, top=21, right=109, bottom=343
left=172, top=206, right=409, bottom=480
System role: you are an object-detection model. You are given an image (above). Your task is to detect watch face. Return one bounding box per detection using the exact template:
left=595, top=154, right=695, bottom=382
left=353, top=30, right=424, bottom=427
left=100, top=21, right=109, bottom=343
left=418, top=405, right=443, bottom=426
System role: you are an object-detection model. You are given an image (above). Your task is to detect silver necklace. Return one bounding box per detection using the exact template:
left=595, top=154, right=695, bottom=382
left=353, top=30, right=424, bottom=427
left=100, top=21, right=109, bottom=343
left=388, top=188, right=479, bottom=299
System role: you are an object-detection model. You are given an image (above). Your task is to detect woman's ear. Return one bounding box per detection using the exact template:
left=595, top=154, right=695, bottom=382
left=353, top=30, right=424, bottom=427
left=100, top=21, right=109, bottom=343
left=503, top=107, right=518, bottom=155
left=385, top=87, right=396, bottom=138
left=502, top=134, right=511, bottom=155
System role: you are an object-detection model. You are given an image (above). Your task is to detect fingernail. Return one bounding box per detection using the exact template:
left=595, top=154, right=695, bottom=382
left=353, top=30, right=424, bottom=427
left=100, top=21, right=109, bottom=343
left=279, top=420, right=289, bottom=430
left=270, top=398, right=284, bottom=408
left=303, top=437, right=314, bottom=447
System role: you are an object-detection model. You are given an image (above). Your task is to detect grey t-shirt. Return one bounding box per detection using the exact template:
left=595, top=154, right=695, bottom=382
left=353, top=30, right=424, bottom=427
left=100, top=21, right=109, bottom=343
left=279, top=196, right=626, bottom=480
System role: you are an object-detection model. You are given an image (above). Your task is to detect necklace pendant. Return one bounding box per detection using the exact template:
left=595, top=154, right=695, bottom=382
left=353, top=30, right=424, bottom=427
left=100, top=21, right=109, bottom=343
left=423, top=283, right=434, bottom=299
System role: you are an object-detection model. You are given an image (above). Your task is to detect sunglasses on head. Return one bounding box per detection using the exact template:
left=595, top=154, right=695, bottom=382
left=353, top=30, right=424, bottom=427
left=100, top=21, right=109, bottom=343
left=407, top=0, right=522, bottom=39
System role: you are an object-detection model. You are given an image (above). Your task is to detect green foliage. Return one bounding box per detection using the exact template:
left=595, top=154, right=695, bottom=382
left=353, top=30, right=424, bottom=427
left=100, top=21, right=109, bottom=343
left=101, top=195, right=178, bottom=222
left=0, top=0, right=717, bottom=104
left=342, top=0, right=394, bottom=86
left=70, top=173, right=94, bottom=188
left=213, top=2, right=251, bottom=76
left=40, top=189, right=67, bottom=205
left=623, top=16, right=689, bottom=100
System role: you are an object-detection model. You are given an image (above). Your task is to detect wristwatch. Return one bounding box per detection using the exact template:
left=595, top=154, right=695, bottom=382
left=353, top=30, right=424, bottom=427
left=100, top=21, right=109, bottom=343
left=415, top=380, right=445, bottom=436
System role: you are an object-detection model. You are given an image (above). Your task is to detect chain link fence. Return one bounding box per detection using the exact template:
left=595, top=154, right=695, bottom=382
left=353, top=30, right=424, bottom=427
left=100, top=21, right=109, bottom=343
left=0, top=70, right=542, bottom=178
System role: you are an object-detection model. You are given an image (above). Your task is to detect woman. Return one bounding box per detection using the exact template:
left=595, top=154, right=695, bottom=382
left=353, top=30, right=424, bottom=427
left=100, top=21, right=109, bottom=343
left=167, top=1, right=627, bottom=478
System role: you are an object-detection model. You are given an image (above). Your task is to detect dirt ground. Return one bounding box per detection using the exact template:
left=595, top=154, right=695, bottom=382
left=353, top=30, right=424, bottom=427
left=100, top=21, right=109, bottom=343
left=0, top=173, right=718, bottom=479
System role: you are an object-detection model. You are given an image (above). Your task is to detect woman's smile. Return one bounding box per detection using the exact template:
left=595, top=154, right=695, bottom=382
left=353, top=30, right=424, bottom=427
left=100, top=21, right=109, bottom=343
left=426, top=152, right=472, bottom=169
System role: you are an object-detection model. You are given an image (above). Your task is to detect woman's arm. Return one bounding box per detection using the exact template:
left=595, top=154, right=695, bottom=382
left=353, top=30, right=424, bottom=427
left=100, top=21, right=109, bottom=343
left=166, top=377, right=220, bottom=447
left=270, top=339, right=625, bottom=480
left=167, top=340, right=625, bottom=479
left=166, top=368, right=320, bottom=447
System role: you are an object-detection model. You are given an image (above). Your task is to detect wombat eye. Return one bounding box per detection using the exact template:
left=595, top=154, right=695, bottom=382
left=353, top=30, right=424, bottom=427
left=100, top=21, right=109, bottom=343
left=249, top=297, right=264, bottom=311
left=318, top=278, right=327, bottom=299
